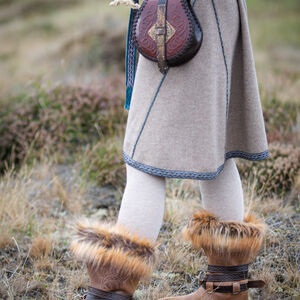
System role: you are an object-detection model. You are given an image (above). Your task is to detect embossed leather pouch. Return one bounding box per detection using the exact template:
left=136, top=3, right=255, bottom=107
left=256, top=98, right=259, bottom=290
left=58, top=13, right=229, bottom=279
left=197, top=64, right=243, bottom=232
left=132, top=0, right=203, bottom=74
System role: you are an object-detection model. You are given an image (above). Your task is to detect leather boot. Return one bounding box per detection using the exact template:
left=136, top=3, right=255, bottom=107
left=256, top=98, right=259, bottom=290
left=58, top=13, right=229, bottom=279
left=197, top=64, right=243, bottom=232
left=159, top=209, right=268, bottom=300
left=70, top=219, right=157, bottom=299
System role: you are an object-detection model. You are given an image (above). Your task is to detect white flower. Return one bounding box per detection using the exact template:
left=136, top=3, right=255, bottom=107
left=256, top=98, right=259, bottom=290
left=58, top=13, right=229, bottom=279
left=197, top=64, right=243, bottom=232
left=109, top=0, right=141, bottom=9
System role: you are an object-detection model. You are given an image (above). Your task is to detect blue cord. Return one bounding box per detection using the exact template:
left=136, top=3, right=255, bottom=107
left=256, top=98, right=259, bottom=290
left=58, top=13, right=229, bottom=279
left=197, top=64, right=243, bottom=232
left=124, top=0, right=139, bottom=110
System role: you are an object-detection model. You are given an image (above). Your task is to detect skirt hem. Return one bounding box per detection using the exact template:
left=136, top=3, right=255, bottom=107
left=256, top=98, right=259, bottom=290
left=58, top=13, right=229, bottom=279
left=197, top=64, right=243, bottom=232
left=123, top=149, right=269, bottom=180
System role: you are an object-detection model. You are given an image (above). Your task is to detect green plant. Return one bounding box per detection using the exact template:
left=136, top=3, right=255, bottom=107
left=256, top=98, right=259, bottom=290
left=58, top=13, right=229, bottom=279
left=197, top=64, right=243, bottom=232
left=79, top=133, right=125, bottom=188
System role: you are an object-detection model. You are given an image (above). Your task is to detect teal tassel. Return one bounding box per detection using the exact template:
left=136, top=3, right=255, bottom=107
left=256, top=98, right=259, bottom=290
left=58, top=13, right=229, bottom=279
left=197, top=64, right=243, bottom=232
left=124, top=86, right=133, bottom=110
left=124, top=2, right=138, bottom=111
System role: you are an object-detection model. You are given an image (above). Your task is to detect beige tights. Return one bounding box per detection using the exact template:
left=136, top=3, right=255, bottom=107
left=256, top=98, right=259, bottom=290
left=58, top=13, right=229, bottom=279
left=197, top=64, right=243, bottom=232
left=117, top=159, right=244, bottom=242
left=117, top=163, right=166, bottom=242
left=199, top=158, right=244, bottom=222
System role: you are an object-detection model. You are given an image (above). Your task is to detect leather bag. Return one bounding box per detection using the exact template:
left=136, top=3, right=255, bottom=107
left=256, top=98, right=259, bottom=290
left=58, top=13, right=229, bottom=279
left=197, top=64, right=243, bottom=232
left=132, top=0, right=203, bottom=74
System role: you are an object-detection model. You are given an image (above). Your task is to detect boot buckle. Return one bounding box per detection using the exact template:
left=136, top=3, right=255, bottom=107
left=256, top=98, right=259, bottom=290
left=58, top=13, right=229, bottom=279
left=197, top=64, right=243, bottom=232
left=232, top=282, right=241, bottom=295
left=205, top=282, right=214, bottom=294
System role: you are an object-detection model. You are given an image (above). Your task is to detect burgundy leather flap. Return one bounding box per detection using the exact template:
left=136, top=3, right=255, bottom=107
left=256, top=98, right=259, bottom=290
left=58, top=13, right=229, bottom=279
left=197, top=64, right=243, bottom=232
left=134, top=0, right=193, bottom=60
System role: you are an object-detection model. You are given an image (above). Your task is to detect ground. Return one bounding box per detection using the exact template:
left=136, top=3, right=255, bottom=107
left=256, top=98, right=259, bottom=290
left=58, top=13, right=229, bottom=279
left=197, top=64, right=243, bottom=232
left=0, top=0, right=299, bottom=299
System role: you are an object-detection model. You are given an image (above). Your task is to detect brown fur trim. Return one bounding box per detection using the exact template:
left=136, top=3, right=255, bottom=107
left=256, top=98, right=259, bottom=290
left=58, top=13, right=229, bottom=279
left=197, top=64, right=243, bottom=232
left=182, top=209, right=268, bottom=262
left=70, top=218, right=157, bottom=280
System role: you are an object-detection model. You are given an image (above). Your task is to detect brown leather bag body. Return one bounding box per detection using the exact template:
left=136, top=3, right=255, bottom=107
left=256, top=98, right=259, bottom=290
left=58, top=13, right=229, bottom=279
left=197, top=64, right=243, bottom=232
left=132, top=0, right=203, bottom=74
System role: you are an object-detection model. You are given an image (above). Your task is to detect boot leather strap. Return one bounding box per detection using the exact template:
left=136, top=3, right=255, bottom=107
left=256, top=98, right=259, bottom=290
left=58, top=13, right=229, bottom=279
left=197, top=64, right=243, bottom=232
left=155, top=0, right=168, bottom=74
left=204, top=263, right=249, bottom=282
left=207, top=264, right=249, bottom=273
left=85, top=286, right=133, bottom=300
left=204, top=273, right=248, bottom=282
left=201, top=264, right=266, bottom=294
left=202, top=280, right=265, bottom=294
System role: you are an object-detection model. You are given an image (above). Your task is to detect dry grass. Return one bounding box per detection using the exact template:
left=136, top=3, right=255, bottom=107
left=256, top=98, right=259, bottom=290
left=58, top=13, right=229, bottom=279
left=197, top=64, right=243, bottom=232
left=248, top=0, right=300, bottom=104
left=0, top=159, right=84, bottom=251
left=0, top=159, right=299, bottom=299
left=29, top=236, right=52, bottom=259
left=0, top=159, right=87, bottom=299
left=0, top=0, right=299, bottom=299
left=0, top=0, right=129, bottom=98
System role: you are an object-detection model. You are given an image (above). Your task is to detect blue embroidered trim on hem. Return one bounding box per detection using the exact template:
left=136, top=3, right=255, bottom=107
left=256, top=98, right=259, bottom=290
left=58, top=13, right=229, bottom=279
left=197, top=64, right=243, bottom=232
left=123, top=150, right=270, bottom=180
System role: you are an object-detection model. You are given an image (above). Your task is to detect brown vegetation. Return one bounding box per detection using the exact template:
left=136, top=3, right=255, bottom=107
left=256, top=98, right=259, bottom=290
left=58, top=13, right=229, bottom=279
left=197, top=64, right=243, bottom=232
left=0, top=0, right=299, bottom=299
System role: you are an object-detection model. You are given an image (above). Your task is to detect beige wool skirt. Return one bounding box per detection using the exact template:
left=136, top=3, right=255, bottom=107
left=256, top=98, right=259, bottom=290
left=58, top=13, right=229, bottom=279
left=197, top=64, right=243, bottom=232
left=122, top=0, right=269, bottom=180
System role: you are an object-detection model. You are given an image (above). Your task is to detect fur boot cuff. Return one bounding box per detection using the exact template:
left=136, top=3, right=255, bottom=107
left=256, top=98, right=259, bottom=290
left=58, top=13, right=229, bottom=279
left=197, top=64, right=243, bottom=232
left=182, top=209, right=268, bottom=262
left=70, top=219, right=157, bottom=280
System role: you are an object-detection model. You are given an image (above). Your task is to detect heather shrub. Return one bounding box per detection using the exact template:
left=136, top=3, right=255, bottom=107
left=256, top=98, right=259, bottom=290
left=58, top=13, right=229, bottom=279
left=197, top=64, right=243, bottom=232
left=0, top=78, right=127, bottom=172
left=79, top=134, right=125, bottom=188
left=237, top=143, right=300, bottom=196
left=263, top=98, right=299, bottom=144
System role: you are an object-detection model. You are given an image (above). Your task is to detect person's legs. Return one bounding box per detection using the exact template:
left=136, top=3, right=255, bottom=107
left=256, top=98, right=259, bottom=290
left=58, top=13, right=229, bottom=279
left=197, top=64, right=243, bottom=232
left=117, top=163, right=166, bottom=242
left=159, top=160, right=268, bottom=300
left=199, top=158, right=244, bottom=221
left=70, top=164, right=166, bottom=298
